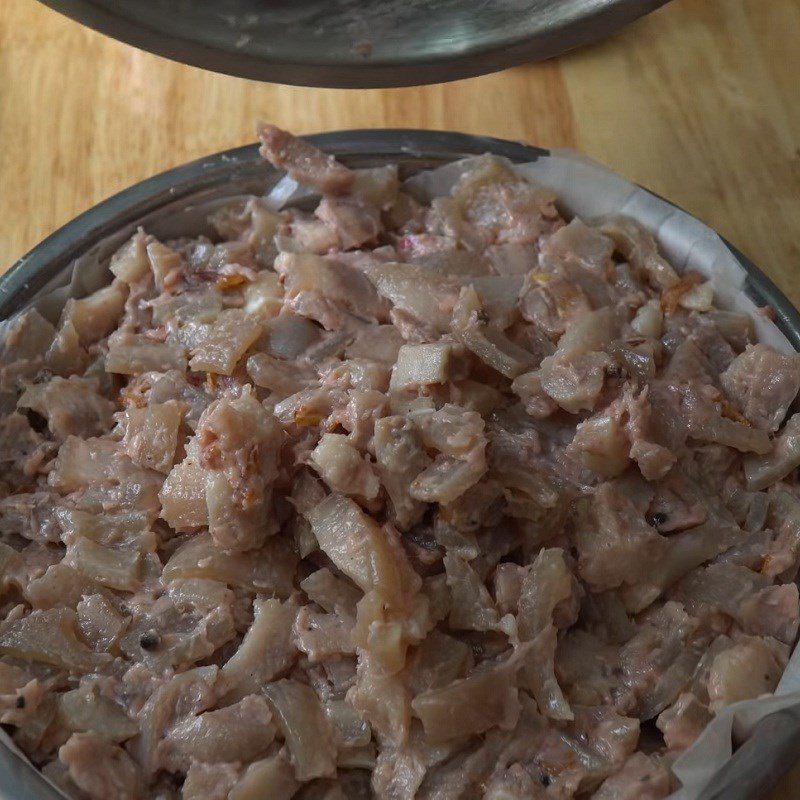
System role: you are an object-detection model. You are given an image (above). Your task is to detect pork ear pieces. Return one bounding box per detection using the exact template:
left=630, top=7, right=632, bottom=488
left=0, top=124, right=795, bottom=800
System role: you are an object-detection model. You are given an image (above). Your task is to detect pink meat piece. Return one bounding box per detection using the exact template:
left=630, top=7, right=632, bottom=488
left=592, top=752, right=671, bottom=799
left=721, top=343, right=800, bottom=431
left=539, top=218, right=614, bottom=272
left=275, top=252, right=389, bottom=333
left=59, top=733, right=143, bottom=800
left=656, top=691, right=712, bottom=752
left=315, top=197, right=382, bottom=250
left=622, top=387, right=677, bottom=480
left=196, top=388, right=282, bottom=552
left=257, top=122, right=354, bottom=194
left=18, top=376, right=115, bottom=440
left=182, top=761, right=241, bottom=800
left=519, top=275, right=592, bottom=340
left=574, top=476, right=667, bottom=593
left=739, top=583, right=800, bottom=644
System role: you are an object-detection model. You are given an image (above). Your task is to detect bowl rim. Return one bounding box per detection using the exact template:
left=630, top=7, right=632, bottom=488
left=37, top=0, right=670, bottom=88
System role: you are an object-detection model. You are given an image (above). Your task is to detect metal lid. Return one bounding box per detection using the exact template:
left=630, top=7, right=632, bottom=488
left=39, top=0, right=668, bottom=88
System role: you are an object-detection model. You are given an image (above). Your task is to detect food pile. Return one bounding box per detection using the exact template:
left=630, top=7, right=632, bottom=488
left=0, top=124, right=798, bottom=800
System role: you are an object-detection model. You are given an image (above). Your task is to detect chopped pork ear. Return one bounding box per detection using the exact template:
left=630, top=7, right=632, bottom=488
left=706, top=636, right=788, bottom=712
left=0, top=608, right=109, bottom=672
left=276, top=252, right=389, bottom=332
left=410, top=647, right=527, bottom=743
left=540, top=217, right=614, bottom=272
left=163, top=532, right=297, bottom=594
left=359, top=260, right=461, bottom=336
left=656, top=691, right=712, bottom=752
left=76, top=593, right=128, bottom=651
left=373, top=415, right=429, bottom=529
left=159, top=444, right=209, bottom=530
left=598, top=216, right=679, bottom=291
left=220, top=597, right=299, bottom=701
left=1, top=125, right=798, bottom=799
left=764, top=488, right=800, bottom=579
left=197, top=388, right=282, bottom=552
left=257, top=122, right=354, bottom=195
left=0, top=309, right=56, bottom=382
left=444, top=553, right=500, bottom=631
left=315, top=197, right=382, bottom=250
left=574, top=477, right=668, bottom=593
left=247, top=351, right=317, bottom=397
left=592, top=752, right=671, bottom=800
left=162, top=694, right=275, bottom=771
left=110, top=230, right=150, bottom=284
left=310, top=433, right=380, bottom=501
left=451, top=155, right=560, bottom=245
left=228, top=753, right=300, bottom=800
left=350, top=165, right=399, bottom=209
left=721, top=344, right=800, bottom=432
left=18, top=376, right=115, bottom=439
left=517, top=548, right=578, bottom=720
left=106, top=333, right=188, bottom=375
left=450, top=284, right=536, bottom=379
left=567, top=403, right=631, bottom=478
left=132, top=666, right=218, bottom=776
left=307, top=493, right=414, bottom=603
left=46, top=319, right=90, bottom=377
left=59, top=732, right=144, bottom=800
left=61, top=283, right=127, bottom=345
left=183, top=761, right=242, bottom=800
left=188, top=309, right=263, bottom=375
left=122, top=400, right=185, bottom=474
left=263, top=679, right=337, bottom=781
left=54, top=685, right=138, bottom=743
left=744, top=413, right=800, bottom=490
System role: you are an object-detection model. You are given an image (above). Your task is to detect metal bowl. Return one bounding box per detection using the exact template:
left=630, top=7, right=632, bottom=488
left=1, top=130, right=799, bottom=800
left=39, top=0, right=669, bottom=88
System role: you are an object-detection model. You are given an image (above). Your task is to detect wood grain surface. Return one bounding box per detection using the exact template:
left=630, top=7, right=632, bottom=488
left=1, top=0, right=800, bottom=796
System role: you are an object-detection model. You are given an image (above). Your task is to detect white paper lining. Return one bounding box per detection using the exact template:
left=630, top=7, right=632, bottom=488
left=1, top=147, right=799, bottom=800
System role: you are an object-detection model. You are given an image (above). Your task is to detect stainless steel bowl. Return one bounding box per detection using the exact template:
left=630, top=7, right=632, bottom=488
left=39, top=0, right=669, bottom=88
left=1, top=130, right=799, bottom=800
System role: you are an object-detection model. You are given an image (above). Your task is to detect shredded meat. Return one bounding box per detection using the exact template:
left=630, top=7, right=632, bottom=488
left=0, top=125, right=796, bottom=800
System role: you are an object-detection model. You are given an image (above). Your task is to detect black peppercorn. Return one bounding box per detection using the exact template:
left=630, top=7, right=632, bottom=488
left=139, top=630, right=160, bottom=650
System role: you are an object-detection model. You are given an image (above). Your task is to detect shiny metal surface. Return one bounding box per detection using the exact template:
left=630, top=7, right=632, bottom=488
left=697, top=705, right=800, bottom=800
left=39, top=0, right=669, bottom=88
left=1, top=131, right=798, bottom=799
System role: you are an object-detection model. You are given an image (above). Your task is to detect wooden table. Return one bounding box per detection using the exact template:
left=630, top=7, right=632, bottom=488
left=1, top=0, right=800, bottom=796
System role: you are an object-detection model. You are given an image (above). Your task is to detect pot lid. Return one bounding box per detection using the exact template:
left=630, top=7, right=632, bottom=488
left=39, top=0, right=669, bottom=88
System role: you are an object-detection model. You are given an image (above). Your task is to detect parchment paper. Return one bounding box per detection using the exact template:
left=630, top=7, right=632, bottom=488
left=1, top=147, right=799, bottom=800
